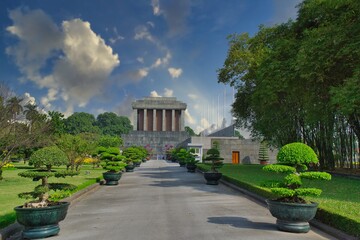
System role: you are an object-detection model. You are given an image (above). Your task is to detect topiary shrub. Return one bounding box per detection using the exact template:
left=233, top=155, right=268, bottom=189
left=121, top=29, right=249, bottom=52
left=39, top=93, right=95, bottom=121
left=18, top=146, right=79, bottom=208
left=263, top=142, right=331, bottom=203
left=258, top=141, right=269, bottom=163
left=99, top=147, right=126, bottom=172
left=203, top=148, right=224, bottom=172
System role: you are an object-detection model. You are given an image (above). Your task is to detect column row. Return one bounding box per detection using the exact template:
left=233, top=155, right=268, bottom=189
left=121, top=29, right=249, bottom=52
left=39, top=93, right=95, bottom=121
left=134, top=109, right=184, bottom=132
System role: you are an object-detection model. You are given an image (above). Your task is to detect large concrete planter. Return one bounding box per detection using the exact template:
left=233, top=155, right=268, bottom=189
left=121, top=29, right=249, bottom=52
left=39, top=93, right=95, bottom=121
left=125, top=165, right=135, bottom=172
left=103, top=171, right=122, bottom=185
left=14, top=202, right=70, bottom=239
left=266, top=199, right=318, bottom=233
left=204, top=172, right=222, bottom=185
left=186, top=164, right=197, bottom=173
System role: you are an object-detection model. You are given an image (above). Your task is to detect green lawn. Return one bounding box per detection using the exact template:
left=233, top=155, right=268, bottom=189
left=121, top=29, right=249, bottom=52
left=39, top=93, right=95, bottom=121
left=198, top=163, right=360, bottom=238
left=0, top=163, right=104, bottom=229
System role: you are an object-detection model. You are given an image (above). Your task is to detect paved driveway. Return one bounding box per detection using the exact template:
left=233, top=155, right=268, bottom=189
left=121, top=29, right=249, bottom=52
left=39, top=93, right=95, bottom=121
left=53, top=160, right=335, bottom=240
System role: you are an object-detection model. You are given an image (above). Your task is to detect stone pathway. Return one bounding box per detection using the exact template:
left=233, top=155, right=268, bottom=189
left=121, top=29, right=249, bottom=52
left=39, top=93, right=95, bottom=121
left=52, top=160, right=336, bottom=240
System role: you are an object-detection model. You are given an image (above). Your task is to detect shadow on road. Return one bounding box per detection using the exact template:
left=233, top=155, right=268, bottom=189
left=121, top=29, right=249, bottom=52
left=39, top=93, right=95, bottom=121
left=208, top=216, right=277, bottom=230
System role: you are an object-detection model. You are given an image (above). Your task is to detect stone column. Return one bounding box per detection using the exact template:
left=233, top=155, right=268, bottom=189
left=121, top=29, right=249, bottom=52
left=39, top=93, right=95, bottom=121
left=180, top=109, right=185, bottom=131
left=133, top=109, right=138, bottom=131
left=162, top=109, right=166, bottom=131
left=153, top=109, right=156, bottom=131
left=171, top=109, right=175, bottom=131
left=144, top=109, right=147, bottom=131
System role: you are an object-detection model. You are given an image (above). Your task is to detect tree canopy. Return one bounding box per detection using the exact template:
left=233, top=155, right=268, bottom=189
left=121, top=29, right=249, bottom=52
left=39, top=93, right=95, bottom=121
left=218, top=0, right=360, bottom=169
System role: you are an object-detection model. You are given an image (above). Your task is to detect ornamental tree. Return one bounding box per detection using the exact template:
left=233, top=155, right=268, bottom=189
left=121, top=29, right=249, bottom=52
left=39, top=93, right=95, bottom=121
left=263, top=142, right=331, bottom=203
left=18, top=146, right=79, bottom=208
left=203, top=148, right=224, bottom=172
left=98, top=147, right=126, bottom=172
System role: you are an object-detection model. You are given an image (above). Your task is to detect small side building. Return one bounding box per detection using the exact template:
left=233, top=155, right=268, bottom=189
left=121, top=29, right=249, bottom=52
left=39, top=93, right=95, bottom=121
left=178, top=124, right=277, bottom=164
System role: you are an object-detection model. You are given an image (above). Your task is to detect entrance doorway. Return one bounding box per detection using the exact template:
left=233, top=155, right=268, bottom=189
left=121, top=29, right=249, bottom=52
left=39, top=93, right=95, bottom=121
left=232, top=151, right=240, bottom=164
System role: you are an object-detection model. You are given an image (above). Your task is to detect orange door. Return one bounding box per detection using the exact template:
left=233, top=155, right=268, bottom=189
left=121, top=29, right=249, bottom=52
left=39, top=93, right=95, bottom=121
left=232, top=151, right=239, bottom=164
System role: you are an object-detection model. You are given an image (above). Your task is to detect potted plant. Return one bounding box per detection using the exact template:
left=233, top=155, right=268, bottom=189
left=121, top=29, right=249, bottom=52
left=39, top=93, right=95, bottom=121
left=14, top=146, right=79, bottom=239
left=176, top=148, right=188, bottom=167
left=203, top=147, right=224, bottom=185
left=263, top=142, right=331, bottom=233
left=186, top=149, right=199, bottom=173
left=99, top=146, right=126, bottom=185
left=258, top=141, right=269, bottom=165
left=123, top=147, right=141, bottom=172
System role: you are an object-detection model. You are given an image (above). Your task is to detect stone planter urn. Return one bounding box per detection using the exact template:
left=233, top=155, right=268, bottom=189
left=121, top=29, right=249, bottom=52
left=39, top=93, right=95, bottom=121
left=103, top=171, right=122, bottom=185
left=204, top=172, right=222, bottom=185
left=14, top=202, right=70, bottom=239
left=266, top=200, right=318, bottom=233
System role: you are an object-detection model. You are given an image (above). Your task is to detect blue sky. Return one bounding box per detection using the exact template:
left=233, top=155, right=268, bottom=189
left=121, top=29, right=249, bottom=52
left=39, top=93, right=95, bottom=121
left=0, top=0, right=301, bottom=136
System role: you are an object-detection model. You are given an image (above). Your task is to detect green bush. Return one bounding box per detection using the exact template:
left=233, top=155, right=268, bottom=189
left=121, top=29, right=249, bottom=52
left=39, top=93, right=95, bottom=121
left=203, top=148, right=224, bottom=172
left=18, top=146, right=79, bottom=206
left=263, top=142, right=331, bottom=202
left=98, top=147, right=126, bottom=172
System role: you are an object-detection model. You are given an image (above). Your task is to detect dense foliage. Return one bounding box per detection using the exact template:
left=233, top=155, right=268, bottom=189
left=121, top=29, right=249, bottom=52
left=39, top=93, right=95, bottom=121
left=98, top=147, right=126, bottom=172
left=203, top=148, right=224, bottom=172
left=263, top=143, right=331, bottom=203
left=218, top=0, right=360, bottom=170
left=18, top=146, right=78, bottom=207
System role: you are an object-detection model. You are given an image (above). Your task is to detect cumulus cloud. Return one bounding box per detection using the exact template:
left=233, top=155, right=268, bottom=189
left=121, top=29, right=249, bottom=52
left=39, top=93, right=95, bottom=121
left=168, top=67, right=182, bottom=78
left=151, top=0, right=161, bottom=16
left=6, top=8, right=119, bottom=111
left=41, top=88, right=58, bottom=109
left=163, top=88, right=173, bottom=97
left=6, top=8, right=63, bottom=82
left=150, top=91, right=161, bottom=97
left=21, top=92, right=36, bottom=106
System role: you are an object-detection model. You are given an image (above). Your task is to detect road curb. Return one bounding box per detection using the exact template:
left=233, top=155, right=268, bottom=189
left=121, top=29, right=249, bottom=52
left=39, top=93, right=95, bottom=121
left=0, top=182, right=101, bottom=240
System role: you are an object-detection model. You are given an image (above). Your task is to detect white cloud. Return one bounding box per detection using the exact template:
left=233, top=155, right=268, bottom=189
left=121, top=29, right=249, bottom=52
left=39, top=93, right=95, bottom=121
left=163, top=88, right=173, bottom=97
left=150, top=91, right=161, bottom=97
left=109, top=27, right=124, bottom=44
left=168, top=67, right=182, bottom=78
left=188, top=93, right=198, bottom=100
left=22, top=92, right=36, bottom=106
left=151, top=0, right=161, bottom=16
left=137, top=57, right=144, bottom=63
left=41, top=88, right=58, bottom=109
left=6, top=9, right=120, bottom=110
left=6, top=8, right=63, bottom=83
left=151, top=58, right=162, bottom=68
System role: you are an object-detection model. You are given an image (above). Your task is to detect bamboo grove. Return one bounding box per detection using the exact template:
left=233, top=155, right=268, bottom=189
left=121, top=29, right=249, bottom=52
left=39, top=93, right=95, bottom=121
left=218, top=0, right=360, bottom=170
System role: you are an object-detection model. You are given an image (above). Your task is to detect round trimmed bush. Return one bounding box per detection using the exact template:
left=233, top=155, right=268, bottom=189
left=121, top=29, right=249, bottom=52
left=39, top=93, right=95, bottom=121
left=277, top=142, right=318, bottom=165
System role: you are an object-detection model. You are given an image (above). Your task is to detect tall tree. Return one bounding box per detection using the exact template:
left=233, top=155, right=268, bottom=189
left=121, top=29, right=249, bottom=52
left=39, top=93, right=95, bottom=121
left=185, top=126, right=197, bottom=136
left=48, top=111, right=66, bottom=136
left=64, top=112, right=100, bottom=135
left=218, top=0, right=360, bottom=169
left=96, top=112, right=132, bottom=136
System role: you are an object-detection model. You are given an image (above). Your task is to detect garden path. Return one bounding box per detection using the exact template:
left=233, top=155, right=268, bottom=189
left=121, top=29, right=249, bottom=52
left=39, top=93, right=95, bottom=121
left=52, top=160, right=336, bottom=240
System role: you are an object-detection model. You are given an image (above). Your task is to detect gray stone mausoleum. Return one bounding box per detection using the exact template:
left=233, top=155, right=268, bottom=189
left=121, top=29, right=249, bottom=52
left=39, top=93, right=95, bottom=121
left=122, top=97, right=189, bottom=157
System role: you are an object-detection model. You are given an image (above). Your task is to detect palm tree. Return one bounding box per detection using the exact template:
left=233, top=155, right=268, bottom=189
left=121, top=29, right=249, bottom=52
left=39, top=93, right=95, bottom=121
left=6, top=96, right=23, bottom=122
left=6, top=97, right=23, bottom=136
left=24, top=104, right=39, bottom=133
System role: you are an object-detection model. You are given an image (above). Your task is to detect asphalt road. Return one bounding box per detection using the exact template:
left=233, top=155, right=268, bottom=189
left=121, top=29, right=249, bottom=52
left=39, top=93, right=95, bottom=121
left=52, top=160, right=336, bottom=240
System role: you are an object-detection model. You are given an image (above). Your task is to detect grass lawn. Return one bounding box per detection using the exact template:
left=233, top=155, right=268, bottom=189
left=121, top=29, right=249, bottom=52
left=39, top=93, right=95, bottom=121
left=198, top=163, right=360, bottom=238
left=0, top=163, right=104, bottom=229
